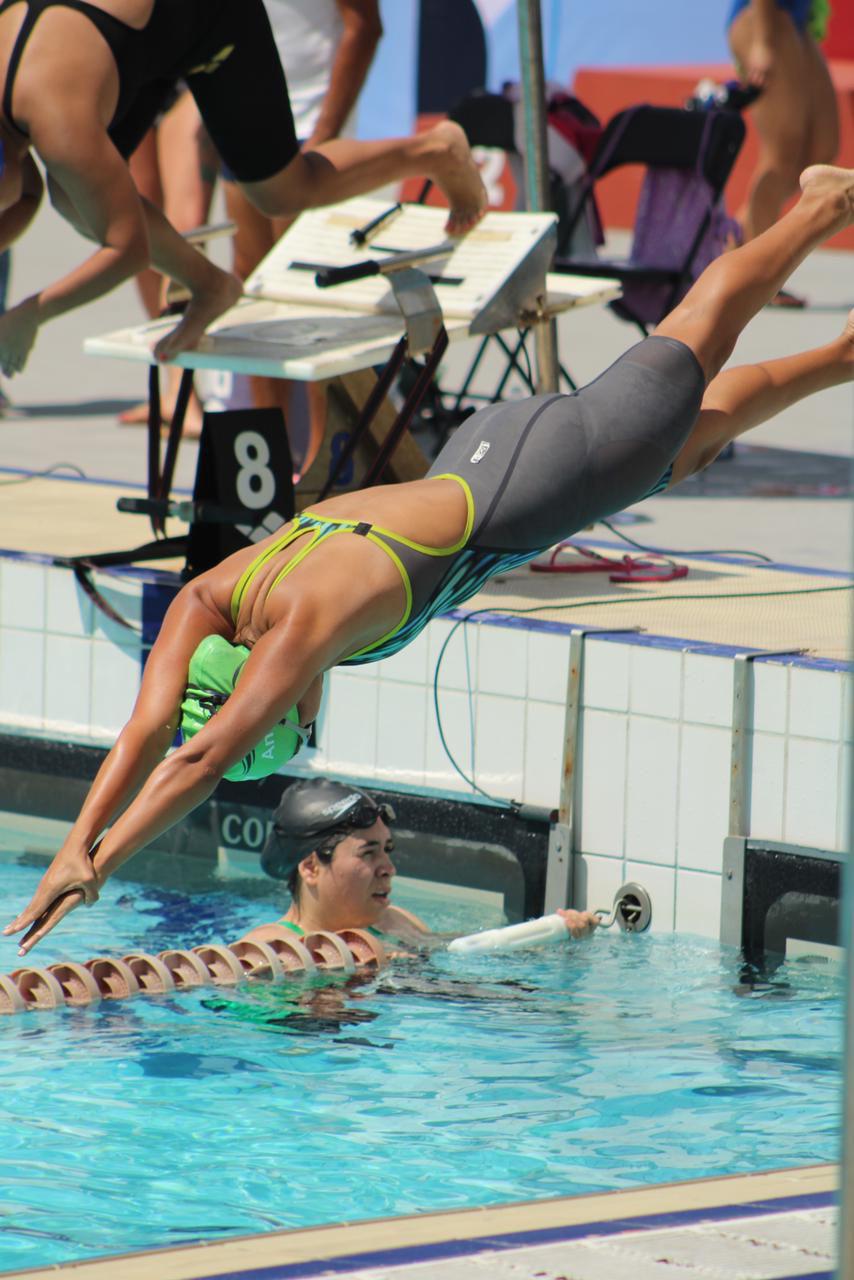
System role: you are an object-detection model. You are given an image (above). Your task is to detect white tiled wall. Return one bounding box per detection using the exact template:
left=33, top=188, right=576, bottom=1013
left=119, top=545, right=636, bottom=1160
left=2, top=554, right=850, bottom=941
left=0, top=557, right=144, bottom=744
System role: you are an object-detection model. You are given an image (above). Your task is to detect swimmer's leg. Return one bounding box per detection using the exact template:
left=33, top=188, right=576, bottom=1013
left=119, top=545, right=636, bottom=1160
left=241, top=122, right=487, bottom=237
left=669, top=310, right=854, bottom=484
left=655, top=165, right=854, bottom=380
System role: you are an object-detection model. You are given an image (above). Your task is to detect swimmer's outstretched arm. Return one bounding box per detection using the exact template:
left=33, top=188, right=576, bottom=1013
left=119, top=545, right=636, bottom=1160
left=0, top=107, right=155, bottom=375
left=0, top=102, right=238, bottom=375
left=4, top=594, right=335, bottom=953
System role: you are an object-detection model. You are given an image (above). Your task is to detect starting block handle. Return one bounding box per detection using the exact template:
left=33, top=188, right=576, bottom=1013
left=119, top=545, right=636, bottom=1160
left=315, top=260, right=381, bottom=289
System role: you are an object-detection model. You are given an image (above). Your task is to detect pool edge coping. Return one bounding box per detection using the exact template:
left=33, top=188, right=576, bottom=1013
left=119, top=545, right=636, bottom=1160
left=3, top=1163, right=838, bottom=1280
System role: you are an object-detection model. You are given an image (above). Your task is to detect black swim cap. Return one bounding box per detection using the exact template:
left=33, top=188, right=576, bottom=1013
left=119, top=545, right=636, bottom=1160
left=261, top=778, right=395, bottom=881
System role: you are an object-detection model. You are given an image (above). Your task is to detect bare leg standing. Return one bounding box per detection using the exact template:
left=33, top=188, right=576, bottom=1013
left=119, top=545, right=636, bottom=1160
left=728, top=4, right=839, bottom=242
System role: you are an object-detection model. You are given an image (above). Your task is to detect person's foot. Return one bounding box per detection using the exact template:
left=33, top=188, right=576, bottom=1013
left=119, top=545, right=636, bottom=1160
left=118, top=400, right=150, bottom=426
left=152, top=267, right=242, bottom=363
left=118, top=384, right=205, bottom=434
left=423, top=120, right=488, bottom=235
left=840, top=308, right=854, bottom=365
left=799, top=164, right=854, bottom=236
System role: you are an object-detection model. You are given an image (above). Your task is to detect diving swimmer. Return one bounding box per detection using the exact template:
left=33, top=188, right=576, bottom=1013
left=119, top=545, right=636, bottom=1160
left=0, top=0, right=486, bottom=375
left=7, top=163, right=854, bottom=953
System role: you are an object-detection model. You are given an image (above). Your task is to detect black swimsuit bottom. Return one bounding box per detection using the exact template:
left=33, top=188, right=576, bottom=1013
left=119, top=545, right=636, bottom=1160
left=0, top=0, right=299, bottom=180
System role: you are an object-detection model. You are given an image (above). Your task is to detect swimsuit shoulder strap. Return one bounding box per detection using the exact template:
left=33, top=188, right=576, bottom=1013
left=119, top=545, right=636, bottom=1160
left=230, top=516, right=318, bottom=624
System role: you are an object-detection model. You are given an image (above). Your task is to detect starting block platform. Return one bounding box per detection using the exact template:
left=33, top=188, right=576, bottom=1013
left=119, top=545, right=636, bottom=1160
left=85, top=199, right=620, bottom=381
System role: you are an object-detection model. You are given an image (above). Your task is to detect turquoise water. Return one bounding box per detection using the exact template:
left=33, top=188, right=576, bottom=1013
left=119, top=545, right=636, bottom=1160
left=0, top=845, right=844, bottom=1274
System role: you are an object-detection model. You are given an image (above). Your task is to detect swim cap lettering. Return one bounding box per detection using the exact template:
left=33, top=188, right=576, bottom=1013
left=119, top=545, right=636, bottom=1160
left=180, top=634, right=309, bottom=782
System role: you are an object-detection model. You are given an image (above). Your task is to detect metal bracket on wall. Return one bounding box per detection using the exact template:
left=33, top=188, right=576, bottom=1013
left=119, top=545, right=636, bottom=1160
left=728, top=648, right=803, bottom=840
left=720, top=835, right=747, bottom=947
left=544, top=626, right=640, bottom=914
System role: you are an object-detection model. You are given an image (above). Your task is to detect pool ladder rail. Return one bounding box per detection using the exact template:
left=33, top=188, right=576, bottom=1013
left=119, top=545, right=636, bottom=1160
left=0, top=925, right=385, bottom=1015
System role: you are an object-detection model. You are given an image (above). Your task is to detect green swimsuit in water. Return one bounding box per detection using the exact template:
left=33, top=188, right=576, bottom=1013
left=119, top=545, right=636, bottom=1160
left=279, top=921, right=383, bottom=939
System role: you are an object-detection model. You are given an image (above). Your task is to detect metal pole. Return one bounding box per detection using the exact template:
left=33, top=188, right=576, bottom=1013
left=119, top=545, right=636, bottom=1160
left=515, top=0, right=559, bottom=393
left=839, top=651, right=854, bottom=1277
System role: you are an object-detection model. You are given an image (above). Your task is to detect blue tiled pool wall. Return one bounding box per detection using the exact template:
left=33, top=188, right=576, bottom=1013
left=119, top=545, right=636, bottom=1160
left=0, top=554, right=850, bottom=940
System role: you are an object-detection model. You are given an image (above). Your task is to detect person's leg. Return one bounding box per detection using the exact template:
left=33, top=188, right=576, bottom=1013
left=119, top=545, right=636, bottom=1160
left=225, top=179, right=276, bottom=283
left=186, top=0, right=485, bottom=234
left=802, top=33, right=840, bottom=170
left=126, top=127, right=164, bottom=321
left=222, top=185, right=327, bottom=472
left=156, top=90, right=217, bottom=237
left=223, top=177, right=288, bottom=417
left=242, top=122, right=486, bottom=235
left=155, top=91, right=218, bottom=433
left=669, top=311, right=854, bottom=483
left=728, top=6, right=813, bottom=240
left=654, top=165, right=854, bottom=381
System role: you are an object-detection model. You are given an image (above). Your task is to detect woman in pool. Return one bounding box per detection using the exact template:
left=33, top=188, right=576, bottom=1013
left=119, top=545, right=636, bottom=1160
left=0, top=0, right=484, bottom=375
left=7, top=163, right=854, bottom=953
left=251, top=779, right=600, bottom=946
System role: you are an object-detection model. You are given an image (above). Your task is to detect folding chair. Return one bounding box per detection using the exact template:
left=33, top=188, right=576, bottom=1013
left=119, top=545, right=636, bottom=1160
left=554, top=104, right=746, bottom=335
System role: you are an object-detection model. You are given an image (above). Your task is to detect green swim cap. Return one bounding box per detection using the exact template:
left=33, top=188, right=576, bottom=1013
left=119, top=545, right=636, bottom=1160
left=180, top=634, right=309, bottom=782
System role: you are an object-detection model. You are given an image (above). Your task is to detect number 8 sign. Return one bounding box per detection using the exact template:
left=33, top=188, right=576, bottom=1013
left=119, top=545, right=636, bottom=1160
left=184, top=407, right=295, bottom=579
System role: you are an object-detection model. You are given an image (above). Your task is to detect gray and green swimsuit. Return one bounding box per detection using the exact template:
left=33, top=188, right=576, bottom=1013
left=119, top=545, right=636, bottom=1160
left=232, top=336, right=705, bottom=666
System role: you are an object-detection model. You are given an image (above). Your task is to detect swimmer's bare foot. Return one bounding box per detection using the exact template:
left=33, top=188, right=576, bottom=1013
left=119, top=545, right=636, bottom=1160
left=422, top=120, right=488, bottom=235
left=799, top=165, right=854, bottom=237
left=152, top=267, right=242, bottom=363
left=119, top=380, right=205, bottom=435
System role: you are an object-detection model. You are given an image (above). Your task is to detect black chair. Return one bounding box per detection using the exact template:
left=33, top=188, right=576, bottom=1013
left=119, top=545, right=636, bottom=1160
left=554, top=104, right=746, bottom=335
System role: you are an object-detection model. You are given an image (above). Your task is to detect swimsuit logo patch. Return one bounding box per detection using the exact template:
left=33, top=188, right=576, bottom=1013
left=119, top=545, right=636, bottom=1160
left=470, top=441, right=490, bottom=464
left=188, top=44, right=235, bottom=75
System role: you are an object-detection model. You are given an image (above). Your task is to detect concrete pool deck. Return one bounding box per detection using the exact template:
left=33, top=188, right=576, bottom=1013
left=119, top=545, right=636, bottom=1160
left=4, top=1164, right=837, bottom=1280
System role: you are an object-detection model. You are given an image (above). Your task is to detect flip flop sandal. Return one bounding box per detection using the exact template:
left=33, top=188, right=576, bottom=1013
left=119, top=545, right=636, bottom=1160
left=609, top=557, right=688, bottom=583
left=530, top=543, right=621, bottom=574
left=768, top=288, right=807, bottom=309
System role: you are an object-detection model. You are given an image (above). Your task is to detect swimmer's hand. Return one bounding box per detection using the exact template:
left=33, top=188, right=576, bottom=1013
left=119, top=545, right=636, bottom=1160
left=0, top=296, right=40, bottom=377
left=3, top=844, right=100, bottom=955
left=556, top=908, right=600, bottom=939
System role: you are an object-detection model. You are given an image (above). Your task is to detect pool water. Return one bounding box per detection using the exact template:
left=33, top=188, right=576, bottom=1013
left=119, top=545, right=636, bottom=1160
left=0, top=846, right=844, bottom=1274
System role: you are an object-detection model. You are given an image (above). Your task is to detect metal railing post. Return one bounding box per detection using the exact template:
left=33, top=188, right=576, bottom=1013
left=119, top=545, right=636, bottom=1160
left=515, top=0, right=559, bottom=393
left=839, top=662, right=854, bottom=1279
left=544, top=628, right=639, bottom=913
